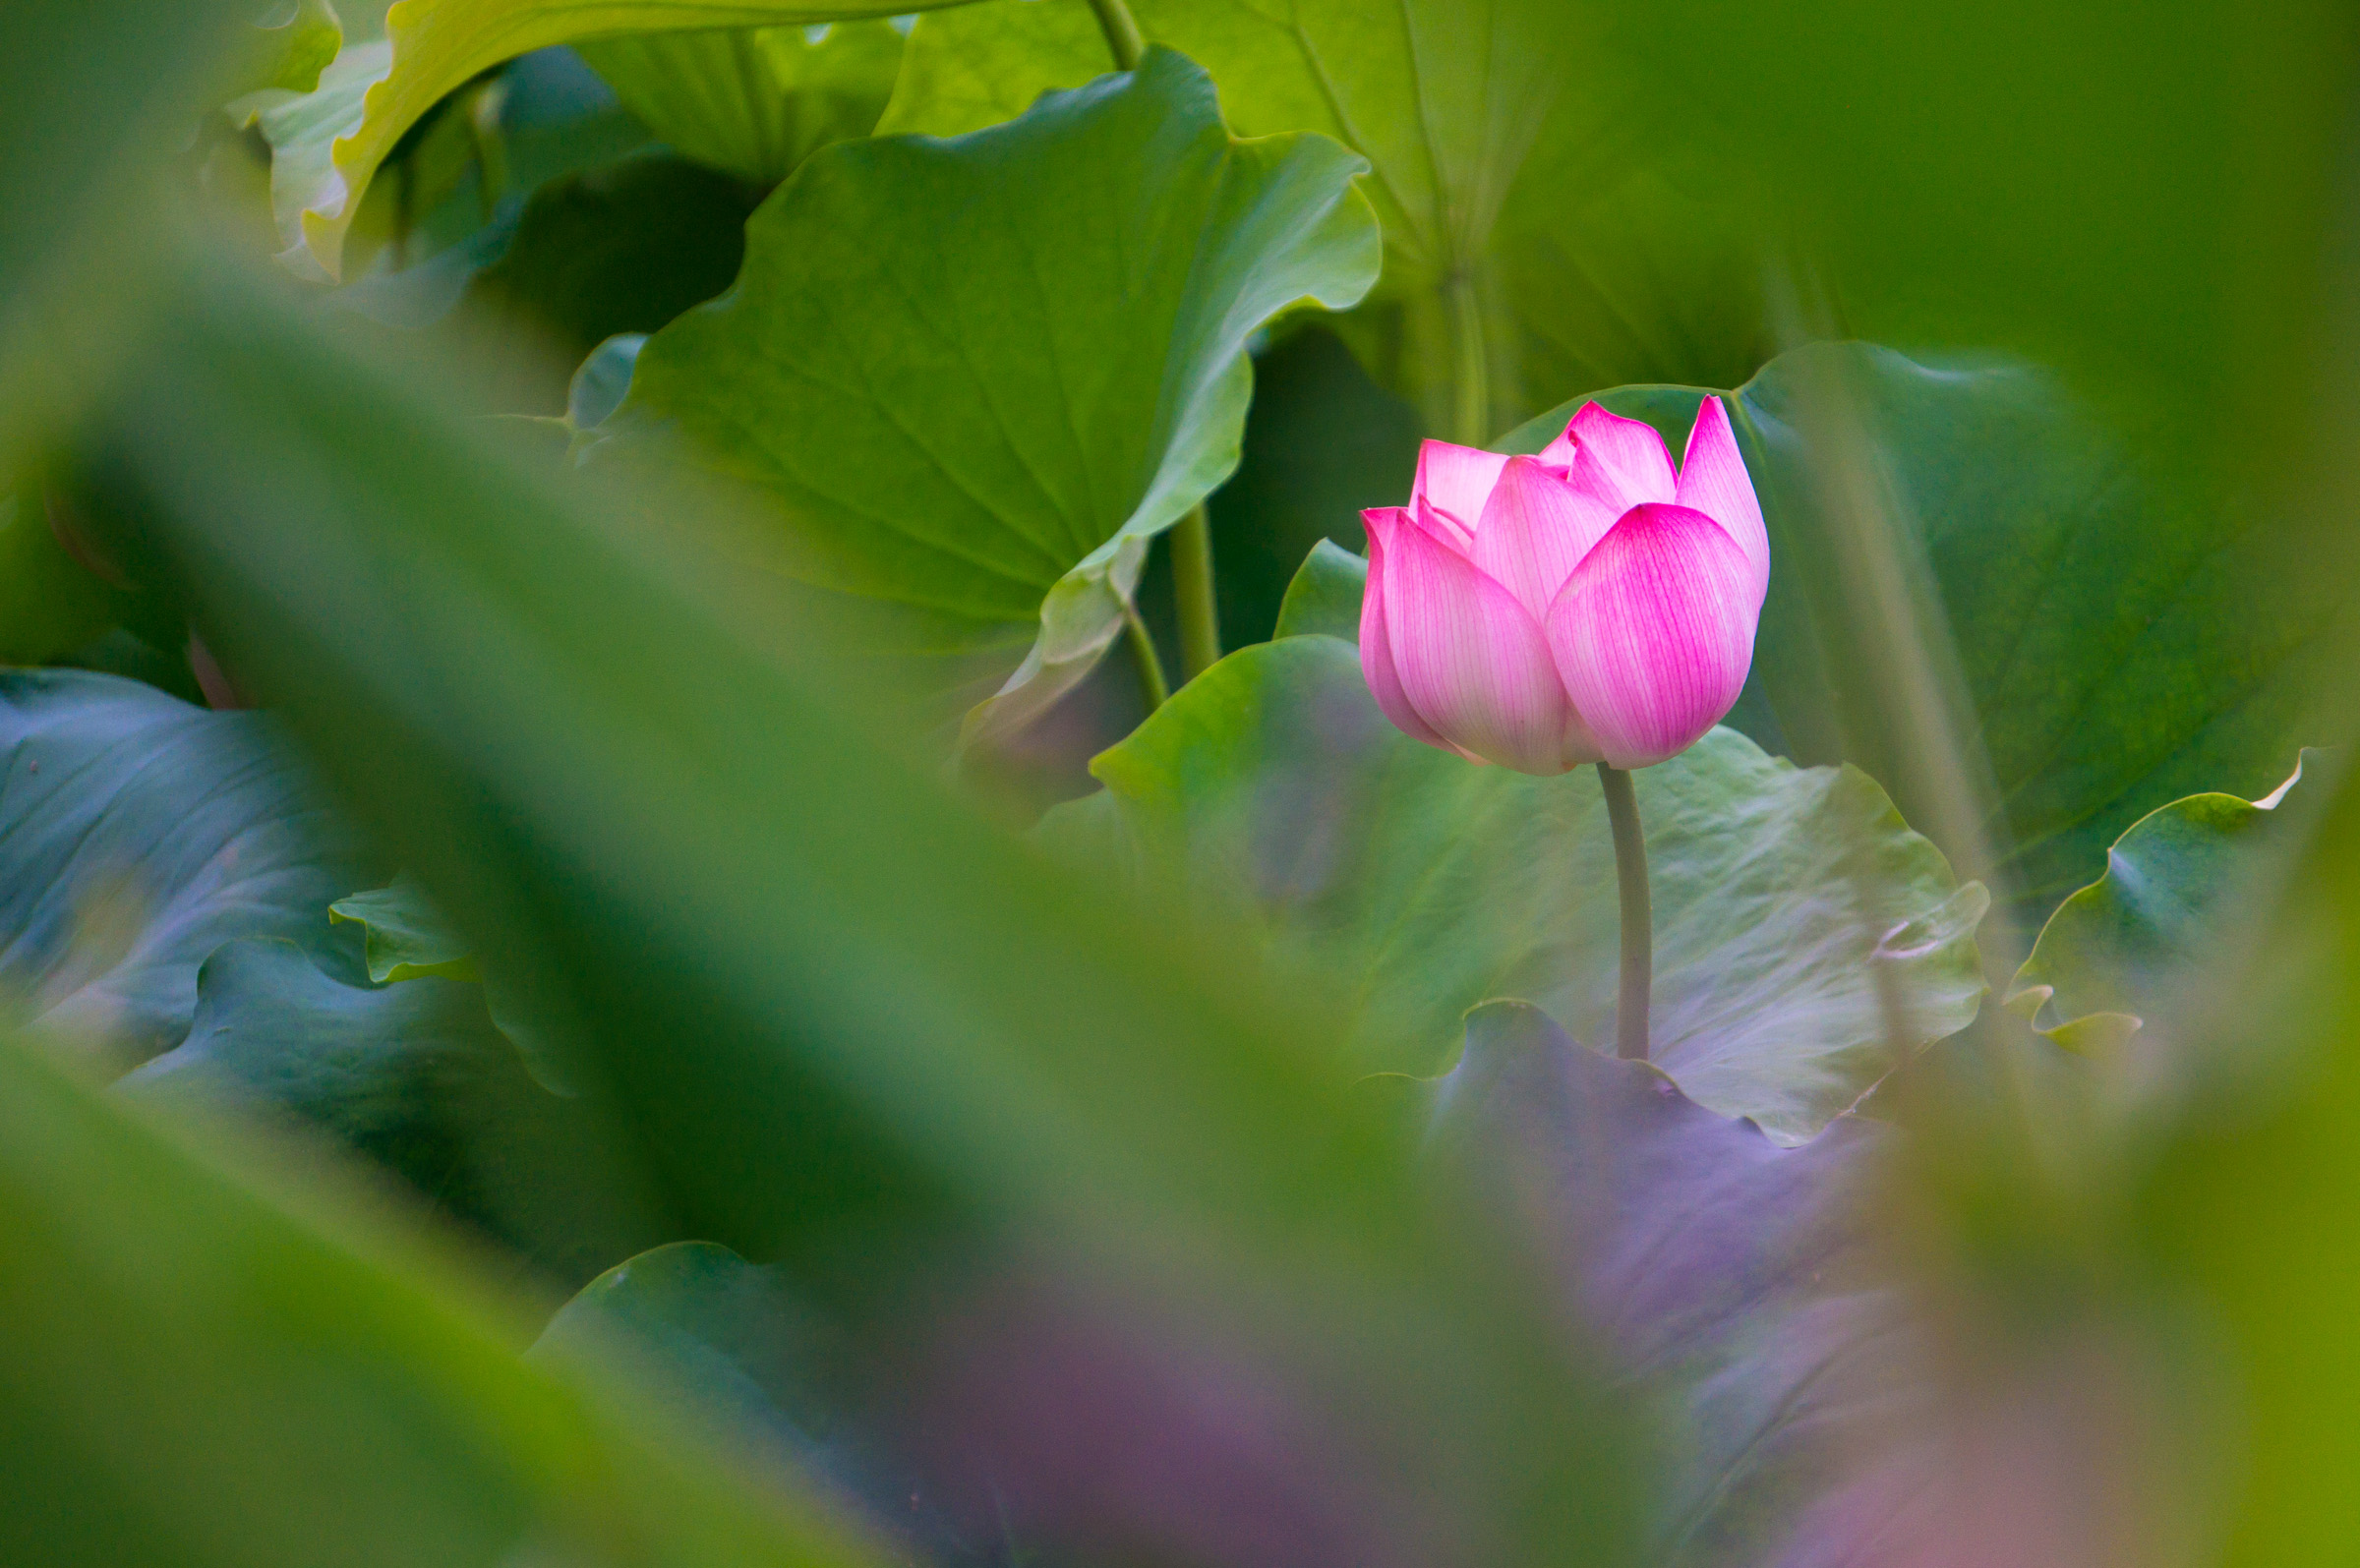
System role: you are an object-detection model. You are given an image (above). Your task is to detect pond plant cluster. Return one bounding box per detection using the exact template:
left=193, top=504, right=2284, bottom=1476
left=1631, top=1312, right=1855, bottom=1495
left=2, top=1, right=2357, bottom=1565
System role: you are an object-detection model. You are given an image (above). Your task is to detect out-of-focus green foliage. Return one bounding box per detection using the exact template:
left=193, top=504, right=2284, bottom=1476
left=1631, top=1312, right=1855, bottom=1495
left=1040, top=635, right=1985, bottom=1142
left=93, top=246, right=1652, bottom=1560
left=590, top=49, right=1381, bottom=736
left=117, top=937, right=666, bottom=1284
left=0, top=1028, right=888, bottom=1568
left=576, top=20, right=906, bottom=186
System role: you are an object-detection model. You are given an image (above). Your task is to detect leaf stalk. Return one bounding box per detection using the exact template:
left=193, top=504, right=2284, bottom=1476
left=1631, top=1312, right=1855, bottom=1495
left=1085, top=0, right=1147, bottom=71
left=1121, top=598, right=1170, bottom=711
left=1170, top=505, right=1221, bottom=680
left=1597, top=763, right=1652, bottom=1060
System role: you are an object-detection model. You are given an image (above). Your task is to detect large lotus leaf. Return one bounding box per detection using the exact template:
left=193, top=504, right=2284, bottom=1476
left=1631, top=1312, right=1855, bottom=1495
left=116, top=938, right=665, bottom=1284
left=0, top=669, right=372, bottom=1064
left=1502, top=341, right=2324, bottom=921
left=586, top=48, right=1380, bottom=737
left=876, top=0, right=1770, bottom=436
left=267, top=0, right=984, bottom=280
left=1409, top=1001, right=1917, bottom=1567
left=0, top=1027, right=888, bottom=1568
left=2006, top=757, right=2313, bottom=1054
left=1037, top=635, right=1986, bottom=1143
left=576, top=20, right=904, bottom=187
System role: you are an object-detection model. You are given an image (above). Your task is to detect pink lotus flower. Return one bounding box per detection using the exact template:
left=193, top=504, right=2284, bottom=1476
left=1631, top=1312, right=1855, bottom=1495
left=1358, top=400, right=1769, bottom=773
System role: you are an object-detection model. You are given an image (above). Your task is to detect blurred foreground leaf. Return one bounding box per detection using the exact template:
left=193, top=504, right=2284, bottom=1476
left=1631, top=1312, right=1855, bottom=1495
left=591, top=48, right=1380, bottom=736
left=1040, top=635, right=1985, bottom=1143
left=118, top=937, right=665, bottom=1284
left=0, top=1026, right=886, bottom=1568
left=103, top=247, right=1650, bottom=1563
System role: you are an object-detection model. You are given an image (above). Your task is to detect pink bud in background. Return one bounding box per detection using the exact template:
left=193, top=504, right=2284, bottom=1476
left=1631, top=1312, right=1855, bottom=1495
left=1358, top=400, right=1768, bottom=772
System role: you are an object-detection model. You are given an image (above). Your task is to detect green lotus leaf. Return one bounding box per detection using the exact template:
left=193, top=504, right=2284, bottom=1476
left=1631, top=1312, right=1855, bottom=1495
left=1504, top=341, right=2324, bottom=920
left=331, top=871, right=480, bottom=981
left=266, top=0, right=983, bottom=280
left=1037, top=635, right=1986, bottom=1143
left=1269, top=538, right=1366, bottom=643
left=0, top=669, right=372, bottom=1065
left=877, top=0, right=1770, bottom=435
left=116, top=938, right=662, bottom=1282
left=586, top=47, right=1381, bottom=738
left=2006, top=756, right=2313, bottom=1053
left=576, top=19, right=905, bottom=187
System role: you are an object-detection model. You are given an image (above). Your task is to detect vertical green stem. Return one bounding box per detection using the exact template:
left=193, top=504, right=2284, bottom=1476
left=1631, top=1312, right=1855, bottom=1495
left=1596, top=764, right=1652, bottom=1061
left=1170, top=506, right=1221, bottom=680
left=1121, top=600, right=1169, bottom=712
left=1085, top=0, right=1147, bottom=69
left=1444, top=269, right=1491, bottom=447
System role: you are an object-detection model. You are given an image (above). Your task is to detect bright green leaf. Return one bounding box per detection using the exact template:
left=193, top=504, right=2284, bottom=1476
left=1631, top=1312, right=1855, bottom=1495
left=1037, top=635, right=1987, bottom=1143
left=589, top=48, right=1381, bottom=738
left=576, top=21, right=906, bottom=187
left=1504, top=342, right=2325, bottom=921
left=1270, top=538, right=1365, bottom=642
left=879, top=0, right=1771, bottom=436
left=270, top=0, right=985, bottom=280
left=244, top=0, right=342, bottom=94
left=332, top=872, right=481, bottom=981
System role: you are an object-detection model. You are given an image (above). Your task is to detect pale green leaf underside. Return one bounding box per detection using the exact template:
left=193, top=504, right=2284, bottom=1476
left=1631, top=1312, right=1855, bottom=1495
left=1038, top=635, right=1987, bottom=1144
left=270, top=0, right=985, bottom=278
left=589, top=48, right=1380, bottom=736
left=329, top=871, right=480, bottom=982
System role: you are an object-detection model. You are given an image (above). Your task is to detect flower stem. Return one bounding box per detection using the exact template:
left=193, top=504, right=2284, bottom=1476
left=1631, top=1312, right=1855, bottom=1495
left=1596, top=763, right=1652, bottom=1061
left=1444, top=269, right=1491, bottom=447
left=1121, top=598, right=1169, bottom=712
left=1085, top=0, right=1147, bottom=69
left=1170, top=505, right=1221, bottom=680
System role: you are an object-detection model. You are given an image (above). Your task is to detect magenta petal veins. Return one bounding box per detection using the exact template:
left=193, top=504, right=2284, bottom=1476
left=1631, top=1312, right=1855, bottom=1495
left=1358, top=508, right=1453, bottom=751
left=1545, top=503, right=1759, bottom=770
left=1675, top=395, right=1771, bottom=602
left=1471, top=456, right=1620, bottom=621
left=1376, top=509, right=1596, bottom=775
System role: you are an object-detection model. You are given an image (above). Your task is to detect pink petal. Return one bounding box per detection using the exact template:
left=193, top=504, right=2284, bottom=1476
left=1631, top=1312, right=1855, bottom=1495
left=1545, top=502, right=1759, bottom=770
left=1471, top=455, right=1620, bottom=620
left=1358, top=509, right=1452, bottom=751
left=1674, top=395, right=1769, bottom=603
left=1411, top=439, right=1510, bottom=536
left=1383, top=510, right=1599, bottom=775
left=1563, top=403, right=1677, bottom=516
